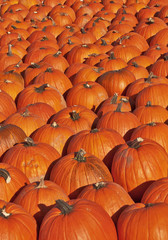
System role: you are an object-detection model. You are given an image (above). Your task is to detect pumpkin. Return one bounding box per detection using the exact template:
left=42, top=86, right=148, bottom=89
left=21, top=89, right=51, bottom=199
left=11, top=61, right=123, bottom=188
left=135, top=83, right=168, bottom=108
left=96, top=102, right=140, bottom=141
left=0, top=89, right=16, bottom=120
left=96, top=52, right=127, bottom=71
left=96, top=68, right=136, bottom=96
left=111, top=137, right=168, bottom=202
left=13, top=178, right=69, bottom=227
left=141, top=177, right=168, bottom=204
left=1, top=137, right=60, bottom=182
left=4, top=108, right=46, bottom=136
left=40, top=51, right=70, bottom=72
left=16, top=83, right=67, bottom=112
left=96, top=93, right=132, bottom=118
left=77, top=181, right=134, bottom=224
left=33, top=67, right=72, bottom=95
left=65, top=81, right=108, bottom=112
left=66, top=128, right=125, bottom=169
left=117, top=202, right=168, bottom=240
left=133, top=101, right=168, bottom=124
left=39, top=199, right=117, bottom=240
left=0, top=123, right=26, bottom=158
left=31, top=121, right=75, bottom=156
left=0, top=200, right=37, bottom=239
left=130, top=122, right=168, bottom=154
left=48, top=105, right=98, bottom=134
left=17, top=102, right=56, bottom=123
left=50, top=148, right=112, bottom=198
left=0, top=162, right=29, bottom=202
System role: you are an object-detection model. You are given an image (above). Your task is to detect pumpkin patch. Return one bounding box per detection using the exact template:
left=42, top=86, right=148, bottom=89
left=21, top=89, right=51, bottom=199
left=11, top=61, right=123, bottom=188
left=0, top=0, right=168, bottom=238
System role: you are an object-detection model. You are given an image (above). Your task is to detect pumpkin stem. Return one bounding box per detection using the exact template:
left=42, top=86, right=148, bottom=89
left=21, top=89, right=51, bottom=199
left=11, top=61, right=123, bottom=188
left=36, top=178, right=47, bottom=189
left=145, top=72, right=157, bottom=83
left=81, top=28, right=86, bottom=34
left=53, top=51, right=62, bottom=57
left=35, top=83, right=49, bottom=93
left=110, top=93, right=118, bottom=104
left=56, top=199, right=73, bottom=215
left=68, top=38, right=73, bottom=45
left=90, top=128, right=99, bottom=133
left=74, top=149, right=86, bottom=162
left=132, top=62, right=139, bottom=68
left=51, top=121, right=59, bottom=128
left=7, top=44, right=13, bottom=56
left=109, top=52, right=116, bottom=60
left=146, top=101, right=152, bottom=107
left=92, top=67, right=104, bottom=73
left=164, top=55, right=168, bottom=61
left=93, top=181, right=106, bottom=189
left=101, top=39, right=107, bottom=46
left=47, top=16, right=56, bottom=26
left=147, top=122, right=156, bottom=126
left=69, top=110, right=80, bottom=121
left=83, top=83, right=92, bottom=88
left=119, top=35, right=129, bottom=45
left=115, top=102, right=123, bottom=112
left=127, top=137, right=144, bottom=149
left=41, top=36, right=48, bottom=41
left=147, top=17, right=155, bottom=24
left=0, top=206, right=11, bottom=219
left=24, top=137, right=36, bottom=147
left=145, top=203, right=155, bottom=208
left=45, top=67, right=53, bottom=73
left=30, top=63, right=41, bottom=68
left=120, top=97, right=129, bottom=103
left=21, top=108, right=30, bottom=117
left=0, top=169, right=11, bottom=183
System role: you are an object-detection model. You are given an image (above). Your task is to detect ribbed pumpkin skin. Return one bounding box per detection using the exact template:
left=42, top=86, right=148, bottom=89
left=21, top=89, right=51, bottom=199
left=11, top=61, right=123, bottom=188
left=31, top=122, right=75, bottom=156
left=0, top=163, right=30, bottom=202
left=141, top=177, right=168, bottom=204
left=1, top=138, right=60, bottom=183
left=66, top=128, right=125, bottom=169
left=77, top=181, right=134, bottom=224
left=39, top=199, right=117, bottom=240
left=0, top=200, right=37, bottom=240
left=48, top=105, right=97, bottom=134
left=0, top=124, right=27, bottom=158
left=117, top=202, right=168, bottom=240
left=16, top=83, right=67, bottom=112
left=96, top=109, right=140, bottom=141
left=130, top=122, right=168, bottom=154
left=111, top=138, right=168, bottom=202
left=50, top=150, right=112, bottom=198
left=96, top=68, right=136, bottom=96
left=13, top=179, right=69, bottom=227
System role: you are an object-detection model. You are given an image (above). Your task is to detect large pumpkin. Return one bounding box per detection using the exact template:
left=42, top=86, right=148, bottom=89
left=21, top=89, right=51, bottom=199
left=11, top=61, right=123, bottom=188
left=67, top=128, right=125, bottom=169
left=0, top=200, right=37, bottom=239
left=77, top=181, right=134, bottom=224
left=13, top=178, right=69, bottom=227
left=111, top=137, right=168, bottom=202
left=1, top=137, right=60, bottom=182
left=117, top=202, right=168, bottom=240
left=50, top=149, right=112, bottom=198
left=39, top=198, right=117, bottom=240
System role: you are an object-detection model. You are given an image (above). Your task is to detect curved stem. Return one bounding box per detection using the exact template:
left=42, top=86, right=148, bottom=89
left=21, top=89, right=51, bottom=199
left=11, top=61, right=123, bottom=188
left=56, top=199, right=73, bottom=215
left=74, top=149, right=86, bottom=162
left=24, top=137, right=36, bottom=147
left=127, top=137, right=144, bottom=149
left=69, top=110, right=80, bottom=121
left=0, top=169, right=11, bottom=183
left=0, top=206, right=11, bottom=219
left=93, top=181, right=106, bottom=189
